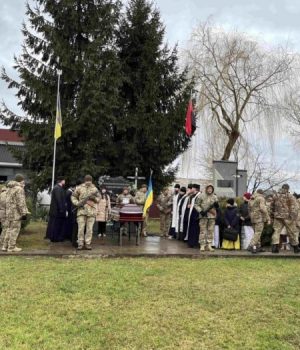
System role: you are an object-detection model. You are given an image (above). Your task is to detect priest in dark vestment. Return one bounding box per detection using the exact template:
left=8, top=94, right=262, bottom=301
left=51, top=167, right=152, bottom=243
left=46, top=176, right=67, bottom=242
left=178, top=184, right=193, bottom=241
left=186, top=184, right=201, bottom=248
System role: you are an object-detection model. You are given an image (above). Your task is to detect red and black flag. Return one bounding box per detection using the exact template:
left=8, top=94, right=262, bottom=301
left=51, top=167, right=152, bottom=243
left=185, top=98, right=196, bottom=137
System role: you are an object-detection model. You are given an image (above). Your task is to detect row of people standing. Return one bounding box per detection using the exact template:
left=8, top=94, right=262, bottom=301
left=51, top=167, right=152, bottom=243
left=157, top=183, right=221, bottom=250
left=46, top=175, right=111, bottom=248
left=247, top=184, right=300, bottom=254
left=157, top=182, right=300, bottom=254
left=47, top=176, right=149, bottom=249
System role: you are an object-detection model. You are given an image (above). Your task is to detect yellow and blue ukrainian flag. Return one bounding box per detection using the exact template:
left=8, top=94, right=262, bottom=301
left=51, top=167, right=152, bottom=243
left=54, top=88, right=62, bottom=140
left=143, top=171, right=153, bottom=217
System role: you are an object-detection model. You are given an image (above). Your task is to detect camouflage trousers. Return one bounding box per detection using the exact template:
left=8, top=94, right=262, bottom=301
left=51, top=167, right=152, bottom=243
left=142, top=212, right=149, bottom=234
left=199, top=218, right=215, bottom=245
left=249, top=222, right=265, bottom=247
left=77, top=215, right=95, bottom=247
left=2, top=220, right=21, bottom=249
left=272, top=219, right=298, bottom=246
left=0, top=219, right=9, bottom=246
left=160, top=213, right=171, bottom=236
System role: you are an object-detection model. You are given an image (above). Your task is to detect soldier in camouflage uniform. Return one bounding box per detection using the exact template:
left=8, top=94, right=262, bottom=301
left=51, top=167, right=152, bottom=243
left=271, top=184, right=300, bottom=254
left=157, top=187, right=172, bottom=237
left=135, top=184, right=148, bottom=236
left=71, top=175, right=99, bottom=250
left=116, top=187, right=133, bottom=206
left=2, top=174, right=29, bottom=252
left=247, top=189, right=270, bottom=253
left=0, top=185, right=8, bottom=246
left=194, top=184, right=218, bottom=252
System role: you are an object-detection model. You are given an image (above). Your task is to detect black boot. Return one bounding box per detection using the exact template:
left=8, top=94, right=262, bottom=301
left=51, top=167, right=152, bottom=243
left=272, top=244, right=279, bottom=253
left=257, top=247, right=265, bottom=253
left=293, top=245, right=300, bottom=253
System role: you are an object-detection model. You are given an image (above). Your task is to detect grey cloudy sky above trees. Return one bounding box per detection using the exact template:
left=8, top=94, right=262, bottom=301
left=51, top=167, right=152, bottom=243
left=2, top=0, right=300, bottom=111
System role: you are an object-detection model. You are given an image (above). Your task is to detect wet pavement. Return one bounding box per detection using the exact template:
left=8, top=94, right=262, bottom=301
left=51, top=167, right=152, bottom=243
left=0, top=235, right=299, bottom=258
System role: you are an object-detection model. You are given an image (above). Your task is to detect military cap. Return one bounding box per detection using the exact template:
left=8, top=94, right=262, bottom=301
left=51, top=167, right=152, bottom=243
left=15, top=174, right=24, bottom=182
left=84, top=175, right=93, bottom=182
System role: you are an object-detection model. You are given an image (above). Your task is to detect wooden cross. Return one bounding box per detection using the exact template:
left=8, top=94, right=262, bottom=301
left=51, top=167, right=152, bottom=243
left=127, top=167, right=146, bottom=189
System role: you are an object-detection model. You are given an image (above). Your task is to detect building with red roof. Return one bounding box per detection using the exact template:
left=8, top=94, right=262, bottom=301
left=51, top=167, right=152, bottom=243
left=0, top=129, right=24, bottom=182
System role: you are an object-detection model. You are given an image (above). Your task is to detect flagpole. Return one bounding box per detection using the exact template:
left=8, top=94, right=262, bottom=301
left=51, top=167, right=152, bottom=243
left=51, top=69, right=62, bottom=191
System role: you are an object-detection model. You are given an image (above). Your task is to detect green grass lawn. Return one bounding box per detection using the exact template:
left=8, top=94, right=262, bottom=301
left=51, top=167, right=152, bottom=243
left=19, top=221, right=49, bottom=250
left=0, top=258, right=299, bottom=349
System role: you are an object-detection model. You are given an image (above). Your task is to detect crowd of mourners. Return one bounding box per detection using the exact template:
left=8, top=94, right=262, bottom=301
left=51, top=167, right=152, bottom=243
left=0, top=173, right=300, bottom=254
left=160, top=183, right=300, bottom=254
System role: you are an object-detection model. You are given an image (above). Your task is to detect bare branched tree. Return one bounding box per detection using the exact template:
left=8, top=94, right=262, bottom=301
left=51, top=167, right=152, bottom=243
left=186, top=21, right=293, bottom=160
left=283, top=81, right=300, bottom=140
left=241, top=144, right=298, bottom=193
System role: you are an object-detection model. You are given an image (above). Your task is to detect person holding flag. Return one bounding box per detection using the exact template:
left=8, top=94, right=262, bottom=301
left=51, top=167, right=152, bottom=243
left=141, top=172, right=154, bottom=237
left=135, top=184, right=149, bottom=237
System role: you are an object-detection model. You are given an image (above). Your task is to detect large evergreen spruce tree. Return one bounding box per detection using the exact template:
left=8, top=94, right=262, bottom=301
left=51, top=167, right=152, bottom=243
left=1, top=0, right=191, bottom=190
left=113, top=0, right=191, bottom=187
left=1, top=0, right=121, bottom=188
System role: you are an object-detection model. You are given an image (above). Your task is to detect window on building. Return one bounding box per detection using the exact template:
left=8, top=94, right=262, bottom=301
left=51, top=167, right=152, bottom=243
left=0, top=176, right=8, bottom=183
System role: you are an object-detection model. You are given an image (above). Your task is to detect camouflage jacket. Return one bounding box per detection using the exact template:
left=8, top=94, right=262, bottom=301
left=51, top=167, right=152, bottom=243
left=157, top=193, right=172, bottom=213
left=0, top=187, right=7, bottom=221
left=248, top=193, right=270, bottom=224
left=272, top=190, right=298, bottom=221
left=116, top=194, right=133, bottom=206
left=194, top=193, right=218, bottom=219
left=297, top=198, right=300, bottom=228
left=135, top=191, right=146, bottom=207
left=5, top=181, right=29, bottom=221
left=71, top=183, right=99, bottom=217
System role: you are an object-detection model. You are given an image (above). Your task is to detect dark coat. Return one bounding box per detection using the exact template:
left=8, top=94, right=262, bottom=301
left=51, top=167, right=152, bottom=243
left=64, top=187, right=77, bottom=242
left=46, top=184, right=67, bottom=242
left=49, top=184, right=67, bottom=218
left=224, top=205, right=240, bottom=231
left=238, top=201, right=252, bottom=226
left=187, top=207, right=200, bottom=248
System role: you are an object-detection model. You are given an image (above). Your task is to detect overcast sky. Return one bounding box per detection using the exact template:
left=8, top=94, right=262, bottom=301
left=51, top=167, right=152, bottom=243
left=2, top=0, right=300, bottom=108
left=0, top=0, right=299, bottom=184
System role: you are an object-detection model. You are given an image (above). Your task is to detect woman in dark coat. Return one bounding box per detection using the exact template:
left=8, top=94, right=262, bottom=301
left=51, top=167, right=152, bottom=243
left=222, top=198, right=240, bottom=250
left=46, top=177, right=67, bottom=242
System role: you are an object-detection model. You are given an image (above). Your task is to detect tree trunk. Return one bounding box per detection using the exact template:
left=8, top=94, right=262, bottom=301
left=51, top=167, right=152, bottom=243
left=221, top=130, right=240, bottom=160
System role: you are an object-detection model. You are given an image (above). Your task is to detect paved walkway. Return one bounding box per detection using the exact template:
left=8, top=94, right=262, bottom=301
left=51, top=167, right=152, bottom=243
left=0, top=235, right=299, bottom=258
